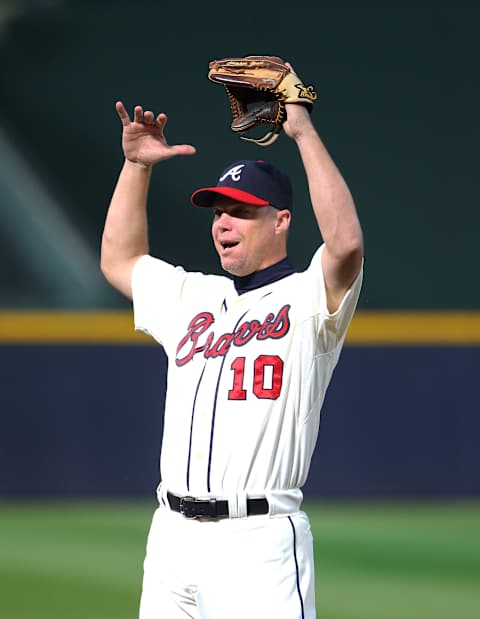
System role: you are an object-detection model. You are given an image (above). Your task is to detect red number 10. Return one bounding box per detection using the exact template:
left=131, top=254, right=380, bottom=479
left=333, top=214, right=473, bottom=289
left=228, top=355, right=284, bottom=400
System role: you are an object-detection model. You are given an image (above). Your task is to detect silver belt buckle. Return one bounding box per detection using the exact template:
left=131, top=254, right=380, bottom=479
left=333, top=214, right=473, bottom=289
left=179, top=496, right=197, bottom=519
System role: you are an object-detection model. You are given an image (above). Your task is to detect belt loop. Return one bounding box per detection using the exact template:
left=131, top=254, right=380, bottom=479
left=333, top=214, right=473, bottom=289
left=228, top=491, right=247, bottom=519
left=158, top=482, right=169, bottom=509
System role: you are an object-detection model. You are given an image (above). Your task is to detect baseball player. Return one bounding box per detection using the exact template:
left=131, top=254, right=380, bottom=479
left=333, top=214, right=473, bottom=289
left=101, top=92, right=363, bottom=618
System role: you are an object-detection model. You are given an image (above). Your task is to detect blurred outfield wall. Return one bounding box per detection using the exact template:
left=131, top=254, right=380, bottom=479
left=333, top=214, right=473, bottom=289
left=0, top=2, right=479, bottom=498
left=0, top=315, right=479, bottom=499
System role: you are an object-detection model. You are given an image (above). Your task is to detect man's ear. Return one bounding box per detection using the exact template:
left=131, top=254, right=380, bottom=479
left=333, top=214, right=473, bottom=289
left=275, top=209, right=291, bottom=234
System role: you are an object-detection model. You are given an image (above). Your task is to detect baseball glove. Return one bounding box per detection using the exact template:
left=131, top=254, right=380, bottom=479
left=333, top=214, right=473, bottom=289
left=208, top=55, right=317, bottom=146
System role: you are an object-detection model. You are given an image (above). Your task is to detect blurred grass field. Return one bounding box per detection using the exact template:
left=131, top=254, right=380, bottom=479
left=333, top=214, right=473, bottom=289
left=0, top=500, right=479, bottom=619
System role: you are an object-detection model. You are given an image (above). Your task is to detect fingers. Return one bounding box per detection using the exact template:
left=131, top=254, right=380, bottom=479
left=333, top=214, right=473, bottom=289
left=116, top=101, right=160, bottom=127
left=143, top=110, right=155, bottom=124
left=171, top=144, right=197, bottom=157
left=114, top=101, right=195, bottom=157
left=285, top=61, right=297, bottom=74
left=130, top=104, right=167, bottom=128
left=116, top=101, right=131, bottom=126
left=155, top=112, right=167, bottom=129
left=133, top=105, right=145, bottom=124
left=132, top=105, right=155, bottom=125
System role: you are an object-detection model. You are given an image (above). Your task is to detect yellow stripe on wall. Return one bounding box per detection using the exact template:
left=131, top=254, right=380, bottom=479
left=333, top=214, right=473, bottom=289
left=347, top=311, right=480, bottom=344
left=0, top=311, right=480, bottom=345
left=0, top=311, right=142, bottom=344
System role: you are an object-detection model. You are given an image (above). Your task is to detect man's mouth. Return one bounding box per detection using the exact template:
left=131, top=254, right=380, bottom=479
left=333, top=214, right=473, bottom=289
left=220, top=241, right=239, bottom=250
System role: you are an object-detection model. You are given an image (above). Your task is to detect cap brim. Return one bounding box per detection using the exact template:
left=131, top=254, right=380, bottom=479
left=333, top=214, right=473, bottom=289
left=190, top=187, right=269, bottom=208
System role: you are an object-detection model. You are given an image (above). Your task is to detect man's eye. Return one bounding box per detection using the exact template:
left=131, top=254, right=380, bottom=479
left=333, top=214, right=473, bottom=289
left=233, top=208, right=247, bottom=217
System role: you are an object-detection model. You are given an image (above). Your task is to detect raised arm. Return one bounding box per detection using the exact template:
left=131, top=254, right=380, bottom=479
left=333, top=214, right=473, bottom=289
left=100, top=102, right=196, bottom=299
left=283, top=101, right=364, bottom=313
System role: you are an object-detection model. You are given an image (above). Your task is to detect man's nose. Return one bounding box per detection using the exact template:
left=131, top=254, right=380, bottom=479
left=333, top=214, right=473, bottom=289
left=217, top=211, right=232, bottom=227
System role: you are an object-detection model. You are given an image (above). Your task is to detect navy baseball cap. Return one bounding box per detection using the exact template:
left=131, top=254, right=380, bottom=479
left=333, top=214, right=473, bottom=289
left=190, top=159, right=293, bottom=211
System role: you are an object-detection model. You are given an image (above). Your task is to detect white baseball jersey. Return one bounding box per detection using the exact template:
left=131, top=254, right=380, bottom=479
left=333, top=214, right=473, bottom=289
left=132, top=244, right=362, bottom=516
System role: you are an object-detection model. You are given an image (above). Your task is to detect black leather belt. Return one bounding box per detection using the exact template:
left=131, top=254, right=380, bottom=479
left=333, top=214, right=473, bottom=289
left=167, top=492, right=269, bottom=520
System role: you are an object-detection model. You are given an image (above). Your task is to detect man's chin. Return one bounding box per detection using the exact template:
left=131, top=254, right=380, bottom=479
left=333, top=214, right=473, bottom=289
left=222, top=264, right=241, bottom=276
left=221, top=259, right=248, bottom=277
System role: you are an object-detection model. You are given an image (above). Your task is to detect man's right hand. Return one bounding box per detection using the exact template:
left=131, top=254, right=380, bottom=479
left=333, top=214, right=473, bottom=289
left=116, top=101, right=196, bottom=167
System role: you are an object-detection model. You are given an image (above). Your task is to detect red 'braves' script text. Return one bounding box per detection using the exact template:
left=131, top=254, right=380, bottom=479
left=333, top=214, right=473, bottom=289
left=176, top=305, right=291, bottom=366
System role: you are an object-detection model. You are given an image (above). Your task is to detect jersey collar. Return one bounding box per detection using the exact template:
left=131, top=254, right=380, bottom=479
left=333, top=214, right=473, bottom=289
left=233, top=257, right=296, bottom=295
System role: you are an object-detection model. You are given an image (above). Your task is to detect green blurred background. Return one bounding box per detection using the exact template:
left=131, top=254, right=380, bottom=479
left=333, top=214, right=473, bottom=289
left=1, top=2, right=479, bottom=618
left=0, top=0, right=479, bottom=309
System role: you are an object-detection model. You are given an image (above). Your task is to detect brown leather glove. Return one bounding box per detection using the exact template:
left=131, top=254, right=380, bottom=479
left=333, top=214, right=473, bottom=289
left=208, top=55, right=317, bottom=146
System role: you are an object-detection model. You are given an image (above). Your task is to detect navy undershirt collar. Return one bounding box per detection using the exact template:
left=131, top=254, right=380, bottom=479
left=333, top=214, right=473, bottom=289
left=233, top=257, right=296, bottom=295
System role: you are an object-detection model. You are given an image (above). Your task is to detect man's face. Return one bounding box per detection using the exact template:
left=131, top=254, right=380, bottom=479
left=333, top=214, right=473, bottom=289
left=211, top=197, right=290, bottom=277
